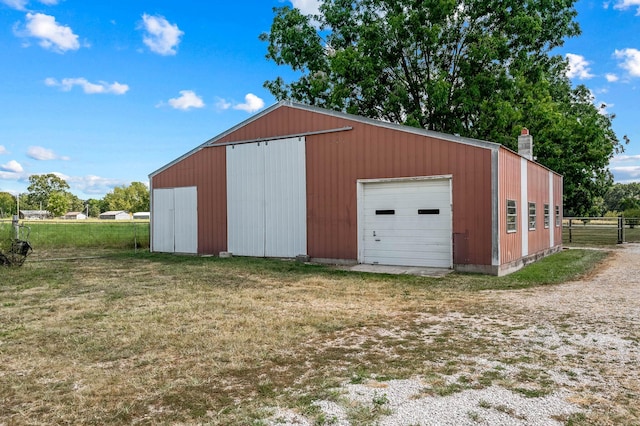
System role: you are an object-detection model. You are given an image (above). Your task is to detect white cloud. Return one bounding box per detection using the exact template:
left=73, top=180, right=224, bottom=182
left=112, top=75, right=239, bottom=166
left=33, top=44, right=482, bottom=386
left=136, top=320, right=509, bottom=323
left=0, top=145, right=8, bottom=155
left=66, top=175, right=126, bottom=195
left=1, top=0, right=28, bottom=10
left=1, top=160, right=23, bottom=173
left=45, top=77, right=129, bottom=94
left=605, top=73, right=619, bottom=82
left=614, top=48, right=640, bottom=77
left=233, top=93, right=265, bottom=113
left=612, top=154, right=640, bottom=162
left=166, top=90, right=205, bottom=110
left=1, top=0, right=59, bottom=9
left=289, top=0, right=321, bottom=15
left=565, top=53, right=594, bottom=79
left=597, top=101, right=614, bottom=115
left=613, top=0, right=640, bottom=14
left=27, top=146, right=69, bottom=161
left=215, top=97, right=232, bottom=111
left=611, top=165, right=640, bottom=181
left=19, top=12, right=80, bottom=53
left=140, top=14, right=183, bottom=56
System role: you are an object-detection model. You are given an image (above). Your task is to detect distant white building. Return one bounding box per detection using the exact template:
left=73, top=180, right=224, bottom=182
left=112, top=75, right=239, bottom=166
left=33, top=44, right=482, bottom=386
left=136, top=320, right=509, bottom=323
left=133, top=212, right=150, bottom=220
left=99, top=211, right=130, bottom=220
left=19, top=210, right=50, bottom=220
left=63, top=211, right=87, bottom=220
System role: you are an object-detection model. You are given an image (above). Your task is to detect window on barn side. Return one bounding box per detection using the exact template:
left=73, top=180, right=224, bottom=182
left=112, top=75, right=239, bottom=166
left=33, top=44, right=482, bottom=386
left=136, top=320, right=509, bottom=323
left=544, top=204, right=550, bottom=229
left=555, top=205, right=561, bottom=227
left=507, top=200, right=517, bottom=233
left=528, top=202, right=536, bottom=231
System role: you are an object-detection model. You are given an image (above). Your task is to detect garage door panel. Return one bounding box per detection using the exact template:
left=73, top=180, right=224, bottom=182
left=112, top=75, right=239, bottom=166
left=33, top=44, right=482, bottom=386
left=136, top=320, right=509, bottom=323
left=361, top=178, right=452, bottom=268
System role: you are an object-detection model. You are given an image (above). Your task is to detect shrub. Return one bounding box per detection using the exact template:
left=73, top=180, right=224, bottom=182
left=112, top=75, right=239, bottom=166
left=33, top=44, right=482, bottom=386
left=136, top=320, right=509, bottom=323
left=624, top=208, right=640, bottom=229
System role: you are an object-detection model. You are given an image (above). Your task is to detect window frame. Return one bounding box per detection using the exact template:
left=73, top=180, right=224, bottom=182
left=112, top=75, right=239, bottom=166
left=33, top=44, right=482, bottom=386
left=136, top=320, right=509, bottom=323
left=555, top=205, right=561, bottom=227
left=544, top=204, right=550, bottom=229
left=506, top=199, right=517, bottom=233
left=528, top=202, right=536, bottom=231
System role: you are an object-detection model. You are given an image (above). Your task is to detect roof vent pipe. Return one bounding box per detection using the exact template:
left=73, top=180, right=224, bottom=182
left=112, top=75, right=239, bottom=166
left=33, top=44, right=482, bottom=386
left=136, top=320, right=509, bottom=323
left=518, top=128, right=533, bottom=161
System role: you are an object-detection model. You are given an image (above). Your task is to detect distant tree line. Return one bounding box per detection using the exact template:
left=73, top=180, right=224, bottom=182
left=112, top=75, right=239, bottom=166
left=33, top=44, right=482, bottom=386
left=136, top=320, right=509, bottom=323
left=601, top=182, right=640, bottom=219
left=0, top=174, right=149, bottom=218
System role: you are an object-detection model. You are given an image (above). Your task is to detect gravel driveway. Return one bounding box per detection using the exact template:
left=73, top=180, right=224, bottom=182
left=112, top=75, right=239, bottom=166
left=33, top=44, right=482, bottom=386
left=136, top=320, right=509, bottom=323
left=268, top=244, right=640, bottom=425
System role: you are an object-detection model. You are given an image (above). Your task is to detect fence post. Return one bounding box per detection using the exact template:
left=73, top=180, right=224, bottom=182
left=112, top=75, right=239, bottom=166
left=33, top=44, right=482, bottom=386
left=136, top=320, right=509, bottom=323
left=618, top=215, right=624, bottom=244
left=12, top=215, right=19, bottom=240
left=569, top=218, right=572, bottom=243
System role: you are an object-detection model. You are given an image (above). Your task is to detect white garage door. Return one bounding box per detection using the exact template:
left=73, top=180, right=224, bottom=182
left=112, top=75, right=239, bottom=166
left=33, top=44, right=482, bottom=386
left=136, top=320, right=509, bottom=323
left=359, top=177, right=452, bottom=268
left=226, top=137, right=307, bottom=258
left=152, top=186, right=198, bottom=254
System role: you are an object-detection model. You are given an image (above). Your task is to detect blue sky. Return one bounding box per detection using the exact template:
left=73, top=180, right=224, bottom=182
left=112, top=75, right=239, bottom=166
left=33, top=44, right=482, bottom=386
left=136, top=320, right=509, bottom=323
left=0, top=0, right=639, bottom=199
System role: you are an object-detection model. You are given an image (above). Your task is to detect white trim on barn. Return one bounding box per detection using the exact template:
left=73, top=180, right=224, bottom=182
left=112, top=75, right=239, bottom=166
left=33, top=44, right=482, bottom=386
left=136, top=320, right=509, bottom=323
left=226, top=136, right=307, bottom=257
left=357, top=176, right=453, bottom=268
left=549, top=171, right=554, bottom=248
left=520, top=158, right=528, bottom=257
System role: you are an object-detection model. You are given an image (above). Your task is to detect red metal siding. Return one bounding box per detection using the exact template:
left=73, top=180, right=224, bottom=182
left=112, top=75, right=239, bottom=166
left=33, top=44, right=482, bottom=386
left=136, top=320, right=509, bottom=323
left=214, top=106, right=493, bottom=265
left=151, top=147, right=227, bottom=254
left=499, top=149, right=522, bottom=264
left=527, top=162, right=551, bottom=254
left=215, top=106, right=349, bottom=144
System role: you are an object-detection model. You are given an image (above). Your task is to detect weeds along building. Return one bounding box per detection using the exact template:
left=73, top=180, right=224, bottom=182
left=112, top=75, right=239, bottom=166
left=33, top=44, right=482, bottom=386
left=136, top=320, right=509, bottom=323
left=149, top=101, right=563, bottom=275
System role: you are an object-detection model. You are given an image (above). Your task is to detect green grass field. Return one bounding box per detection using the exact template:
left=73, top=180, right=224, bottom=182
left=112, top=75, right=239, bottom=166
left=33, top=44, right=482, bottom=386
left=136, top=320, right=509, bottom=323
left=3, top=217, right=639, bottom=259
left=0, top=220, right=149, bottom=258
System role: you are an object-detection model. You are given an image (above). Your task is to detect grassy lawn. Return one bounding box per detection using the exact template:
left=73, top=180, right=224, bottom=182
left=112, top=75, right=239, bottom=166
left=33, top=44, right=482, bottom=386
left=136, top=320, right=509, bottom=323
left=1, top=220, right=149, bottom=250
left=0, top=249, right=610, bottom=425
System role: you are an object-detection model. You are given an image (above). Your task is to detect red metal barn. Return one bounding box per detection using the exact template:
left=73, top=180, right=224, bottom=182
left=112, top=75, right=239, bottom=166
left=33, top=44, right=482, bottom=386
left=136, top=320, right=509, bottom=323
left=149, top=101, right=563, bottom=275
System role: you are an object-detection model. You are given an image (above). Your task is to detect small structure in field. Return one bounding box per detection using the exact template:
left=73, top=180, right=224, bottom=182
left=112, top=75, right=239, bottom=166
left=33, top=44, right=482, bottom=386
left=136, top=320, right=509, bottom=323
left=63, top=211, right=87, bottom=220
left=99, top=211, right=130, bottom=220
left=133, top=212, right=150, bottom=220
left=19, top=210, right=50, bottom=220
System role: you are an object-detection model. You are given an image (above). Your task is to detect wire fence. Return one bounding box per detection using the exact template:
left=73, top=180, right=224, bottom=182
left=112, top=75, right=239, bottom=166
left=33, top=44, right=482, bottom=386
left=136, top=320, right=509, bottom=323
left=3, top=216, right=639, bottom=262
left=0, top=219, right=150, bottom=261
left=563, top=216, right=640, bottom=246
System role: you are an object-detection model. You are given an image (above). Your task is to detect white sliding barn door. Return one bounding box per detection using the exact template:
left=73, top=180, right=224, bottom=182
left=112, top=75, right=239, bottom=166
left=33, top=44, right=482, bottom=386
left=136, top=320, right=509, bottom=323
left=226, top=137, right=307, bottom=258
left=152, top=186, right=198, bottom=254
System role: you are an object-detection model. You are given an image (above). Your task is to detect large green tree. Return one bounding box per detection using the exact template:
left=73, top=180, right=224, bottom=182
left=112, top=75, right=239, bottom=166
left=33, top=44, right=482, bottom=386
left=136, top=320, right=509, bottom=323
left=47, top=191, right=70, bottom=218
left=103, top=182, right=149, bottom=213
left=85, top=199, right=103, bottom=218
left=261, top=0, right=627, bottom=216
left=0, top=192, right=15, bottom=217
left=26, top=174, right=71, bottom=211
